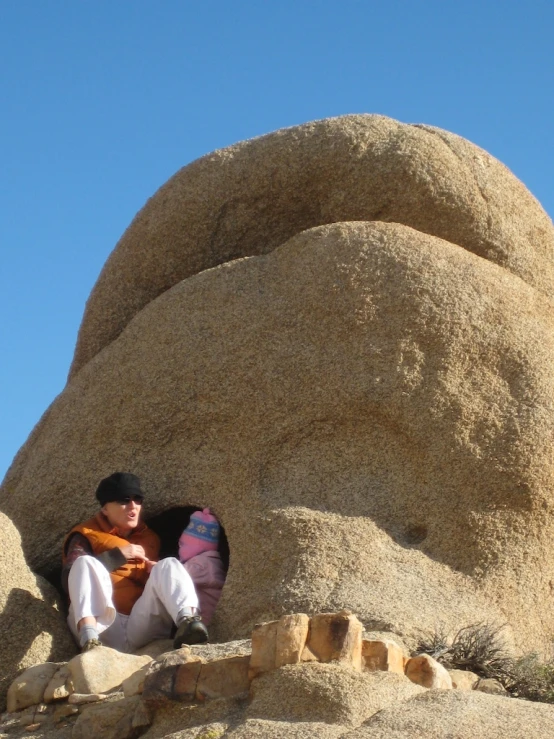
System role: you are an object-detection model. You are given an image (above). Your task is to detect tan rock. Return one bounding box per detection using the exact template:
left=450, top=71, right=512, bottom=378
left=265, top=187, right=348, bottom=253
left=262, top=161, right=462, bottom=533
left=2, top=217, right=531, bottom=654
left=405, top=654, right=453, bottom=689
left=227, top=719, right=347, bottom=738
left=142, top=650, right=201, bottom=704
left=189, top=639, right=252, bottom=662
left=476, top=677, right=508, bottom=695
left=52, top=703, right=79, bottom=721
left=248, top=663, right=423, bottom=726
left=0, top=513, right=76, bottom=712
left=362, top=639, right=405, bottom=675
left=196, top=655, right=250, bottom=701
left=307, top=611, right=362, bottom=669
left=275, top=613, right=310, bottom=668
left=7, top=662, right=59, bottom=713
left=174, top=659, right=203, bottom=701
left=131, top=699, right=152, bottom=732
left=122, top=663, right=150, bottom=697
left=71, top=696, right=148, bottom=739
left=348, top=689, right=554, bottom=738
left=68, top=115, right=554, bottom=377
left=4, top=118, right=554, bottom=660
left=300, top=644, right=319, bottom=663
left=43, top=664, right=71, bottom=702
left=68, top=693, right=108, bottom=704
left=249, top=620, right=278, bottom=679
left=133, top=638, right=173, bottom=660
left=449, top=668, right=480, bottom=690
left=68, top=646, right=151, bottom=695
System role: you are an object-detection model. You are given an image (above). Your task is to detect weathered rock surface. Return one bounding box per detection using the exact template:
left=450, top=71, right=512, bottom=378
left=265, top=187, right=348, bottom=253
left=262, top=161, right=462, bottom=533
left=44, top=664, right=71, bottom=702
left=67, top=114, right=554, bottom=376
left=362, top=639, right=405, bottom=675
left=2, top=116, right=554, bottom=737
left=344, top=689, right=554, bottom=738
left=448, top=668, right=479, bottom=690
left=72, top=695, right=150, bottom=739
left=248, top=663, right=424, bottom=726
left=475, top=677, right=509, bottom=695
left=68, top=646, right=151, bottom=695
left=0, top=512, right=76, bottom=712
left=226, top=719, right=347, bottom=738
left=6, top=663, right=59, bottom=713
left=3, top=219, right=554, bottom=653
left=405, top=654, right=453, bottom=689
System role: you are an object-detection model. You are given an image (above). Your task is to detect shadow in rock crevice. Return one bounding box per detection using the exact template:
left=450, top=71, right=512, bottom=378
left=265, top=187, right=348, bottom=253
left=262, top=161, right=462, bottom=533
left=0, top=587, right=76, bottom=709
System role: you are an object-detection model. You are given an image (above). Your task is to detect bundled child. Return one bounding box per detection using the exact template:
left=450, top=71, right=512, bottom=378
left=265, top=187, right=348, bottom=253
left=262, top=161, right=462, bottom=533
left=178, top=508, right=226, bottom=626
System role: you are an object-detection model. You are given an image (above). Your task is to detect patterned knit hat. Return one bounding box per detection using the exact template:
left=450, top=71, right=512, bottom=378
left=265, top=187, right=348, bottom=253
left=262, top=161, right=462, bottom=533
left=178, top=508, right=220, bottom=563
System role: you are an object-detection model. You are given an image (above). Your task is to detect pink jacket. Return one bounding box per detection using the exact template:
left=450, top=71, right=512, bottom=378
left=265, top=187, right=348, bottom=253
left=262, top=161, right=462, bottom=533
left=183, top=550, right=226, bottom=626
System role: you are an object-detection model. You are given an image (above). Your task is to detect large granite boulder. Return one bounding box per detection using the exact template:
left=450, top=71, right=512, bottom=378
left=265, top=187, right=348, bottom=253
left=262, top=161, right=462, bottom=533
left=1, top=115, right=554, bottom=659
left=67, top=115, right=554, bottom=377
left=345, top=689, right=554, bottom=738
left=0, top=512, right=76, bottom=711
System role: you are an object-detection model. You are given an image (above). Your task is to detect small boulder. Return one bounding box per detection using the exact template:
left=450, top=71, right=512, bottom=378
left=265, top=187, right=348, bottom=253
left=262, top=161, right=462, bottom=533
left=275, top=613, right=310, bottom=668
left=307, top=611, right=363, bottom=670
left=196, top=655, right=251, bottom=701
left=68, top=646, right=152, bottom=695
left=44, top=664, right=72, bottom=702
left=68, top=693, right=108, bottom=704
left=249, top=620, right=278, bottom=680
left=405, top=654, right=453, bottom=689
left=122, top=663, right=150, bottom=697
left=7, top=662, right=59, bottom=713
left=72, top=696, right=150, bottom=739
left=173, top=659, right=203, bottom=702
left=142, top=649, right=201, bottom=705
left=362, top=639, right=405, bottom=675
left=449, top=669, right=480, bottom=690
left=475, top=677, right=508, bottom=695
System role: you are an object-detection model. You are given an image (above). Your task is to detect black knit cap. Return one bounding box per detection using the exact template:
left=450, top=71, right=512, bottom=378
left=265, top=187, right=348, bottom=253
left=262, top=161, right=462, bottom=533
left=95, top=472, right=144, bottom=506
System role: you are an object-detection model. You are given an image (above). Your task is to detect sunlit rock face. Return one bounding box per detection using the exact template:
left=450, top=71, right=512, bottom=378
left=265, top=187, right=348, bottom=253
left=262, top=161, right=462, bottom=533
left=0, top=512, right=76, bottom=711
left=2, top=115, right=554, bottom=652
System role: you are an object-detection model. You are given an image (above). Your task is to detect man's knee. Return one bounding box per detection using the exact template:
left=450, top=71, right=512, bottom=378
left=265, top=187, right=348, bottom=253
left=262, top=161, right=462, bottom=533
left=151, top=557, right=181, bottom=576
left=68, top=554, right=98, bottom=577
left=150, top=557, right=192, bottom=584
left=67, top=555, right=110, bottom=590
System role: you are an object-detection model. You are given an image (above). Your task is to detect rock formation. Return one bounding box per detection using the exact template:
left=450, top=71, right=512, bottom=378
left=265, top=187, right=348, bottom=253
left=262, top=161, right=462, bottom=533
left=0, top=512, right=76, bottom=711
left=3, top=611, right=554, bottom=738
left=1, top=114, right=554, bottom=733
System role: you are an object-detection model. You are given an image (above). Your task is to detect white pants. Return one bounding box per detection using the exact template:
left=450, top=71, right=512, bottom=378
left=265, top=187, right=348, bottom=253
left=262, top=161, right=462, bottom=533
left=67, top=555, right=199, bottom=652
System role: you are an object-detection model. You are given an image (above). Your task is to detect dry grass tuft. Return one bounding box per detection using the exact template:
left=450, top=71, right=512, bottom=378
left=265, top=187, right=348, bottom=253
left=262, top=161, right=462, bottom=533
left=414, top=623, right=554, bottom=703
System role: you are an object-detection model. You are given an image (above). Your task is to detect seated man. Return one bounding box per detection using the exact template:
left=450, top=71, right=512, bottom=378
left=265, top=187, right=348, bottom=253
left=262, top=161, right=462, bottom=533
left=62, top=472, right=208, bottom=652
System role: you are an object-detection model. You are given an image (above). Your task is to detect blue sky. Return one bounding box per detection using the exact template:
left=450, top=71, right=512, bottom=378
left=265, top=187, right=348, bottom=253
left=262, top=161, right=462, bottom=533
left=1, top=1, right=553, bottom=482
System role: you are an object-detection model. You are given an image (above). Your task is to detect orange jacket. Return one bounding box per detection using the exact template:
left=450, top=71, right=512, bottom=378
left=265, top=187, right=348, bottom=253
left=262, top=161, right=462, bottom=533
left=63, top=513, right=160, bottom=615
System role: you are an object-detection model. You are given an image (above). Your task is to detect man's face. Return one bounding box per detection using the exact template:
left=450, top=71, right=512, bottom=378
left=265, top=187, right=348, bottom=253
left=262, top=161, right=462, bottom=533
left=101, top=496, right=143, bottom=536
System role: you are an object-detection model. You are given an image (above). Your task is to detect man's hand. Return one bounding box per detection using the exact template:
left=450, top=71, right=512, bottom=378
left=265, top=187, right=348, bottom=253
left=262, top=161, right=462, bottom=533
left=119, top=544, right=148, bottom=562
left=118, top=544, right=157, bottom=572
left=144, top=559, right=156, bottom=573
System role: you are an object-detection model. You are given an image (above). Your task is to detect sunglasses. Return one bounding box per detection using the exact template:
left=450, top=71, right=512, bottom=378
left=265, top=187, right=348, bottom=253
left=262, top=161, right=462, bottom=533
left=115, top=495, right=144, bottom=505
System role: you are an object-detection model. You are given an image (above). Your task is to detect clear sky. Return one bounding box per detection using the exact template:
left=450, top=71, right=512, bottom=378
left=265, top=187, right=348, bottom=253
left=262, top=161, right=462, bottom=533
left=1, top=1, right=553, bottom=482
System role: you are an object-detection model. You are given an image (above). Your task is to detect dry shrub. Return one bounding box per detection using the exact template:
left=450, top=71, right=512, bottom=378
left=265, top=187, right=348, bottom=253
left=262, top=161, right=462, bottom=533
left=415, top=622, right=554, bottom=703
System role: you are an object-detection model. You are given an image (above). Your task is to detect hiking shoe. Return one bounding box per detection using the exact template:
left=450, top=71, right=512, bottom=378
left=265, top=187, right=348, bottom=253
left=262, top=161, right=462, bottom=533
left=81, top=638, right=102, bottom=653
left=173, top=616, right=209, bottom=648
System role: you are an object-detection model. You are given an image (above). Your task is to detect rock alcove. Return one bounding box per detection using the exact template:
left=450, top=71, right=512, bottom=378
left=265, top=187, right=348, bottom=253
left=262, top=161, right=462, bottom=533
left=146, top=505, right=230, bottom=569
left=2, top=114, right=554, bottom=656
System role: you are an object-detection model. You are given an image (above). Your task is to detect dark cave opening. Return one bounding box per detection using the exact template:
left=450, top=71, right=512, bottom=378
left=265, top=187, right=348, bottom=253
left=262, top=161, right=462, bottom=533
left=145, top=506, right=230, bottom=571
left=46, top=506, right=229, bottom=608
